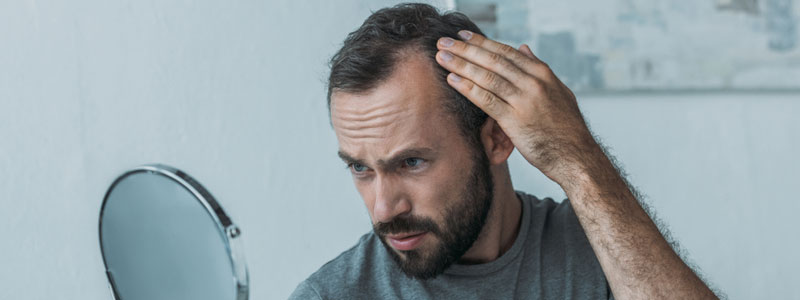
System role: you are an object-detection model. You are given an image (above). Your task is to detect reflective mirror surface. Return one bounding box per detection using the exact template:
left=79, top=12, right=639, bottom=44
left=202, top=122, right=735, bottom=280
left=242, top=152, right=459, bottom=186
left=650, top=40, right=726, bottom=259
left=99, top=165, right=248, bottom=300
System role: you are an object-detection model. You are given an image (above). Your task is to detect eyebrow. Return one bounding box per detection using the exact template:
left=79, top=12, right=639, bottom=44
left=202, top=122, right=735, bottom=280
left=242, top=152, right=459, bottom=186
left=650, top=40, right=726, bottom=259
left=338, top=147, right=437, bottom=169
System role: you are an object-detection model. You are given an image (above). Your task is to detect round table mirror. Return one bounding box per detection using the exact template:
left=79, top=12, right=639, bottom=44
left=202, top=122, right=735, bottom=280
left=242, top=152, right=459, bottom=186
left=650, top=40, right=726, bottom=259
left=99, top=164, right=248, bottom=300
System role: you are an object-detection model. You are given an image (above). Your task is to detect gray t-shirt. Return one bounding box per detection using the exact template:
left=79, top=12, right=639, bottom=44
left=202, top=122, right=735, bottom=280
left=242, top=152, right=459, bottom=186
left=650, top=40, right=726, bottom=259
left=289, top=191, right=613, bottom=299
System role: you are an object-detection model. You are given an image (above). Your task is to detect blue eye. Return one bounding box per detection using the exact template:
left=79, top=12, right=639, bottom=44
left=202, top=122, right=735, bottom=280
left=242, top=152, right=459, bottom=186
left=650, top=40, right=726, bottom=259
left=404, top=158, right=422, bottom=167
left=351, top=163, right=367, bottom=173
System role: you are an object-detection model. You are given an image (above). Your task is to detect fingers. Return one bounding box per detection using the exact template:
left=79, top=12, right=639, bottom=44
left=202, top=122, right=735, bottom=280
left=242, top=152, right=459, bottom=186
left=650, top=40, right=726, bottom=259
left=446, top=72, right=510, bottom=119
left=436, top=49, right=520, bottom=100
left=455, top=30, right=536, bottom=66
left=452, top=31, right=552, bottom=79
left=437, top=37, right=530, bottom=85
left=519, top=44, right=535, bottom=59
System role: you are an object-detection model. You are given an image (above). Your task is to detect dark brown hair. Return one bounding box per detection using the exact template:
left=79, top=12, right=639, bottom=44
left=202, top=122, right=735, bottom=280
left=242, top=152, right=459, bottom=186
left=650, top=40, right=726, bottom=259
left=327, top=3, right=488, bottom=148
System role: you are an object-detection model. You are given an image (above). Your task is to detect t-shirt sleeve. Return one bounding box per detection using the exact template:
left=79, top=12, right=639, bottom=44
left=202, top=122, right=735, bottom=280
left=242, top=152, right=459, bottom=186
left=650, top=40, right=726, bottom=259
left=288, top=280, right=323, bottom=300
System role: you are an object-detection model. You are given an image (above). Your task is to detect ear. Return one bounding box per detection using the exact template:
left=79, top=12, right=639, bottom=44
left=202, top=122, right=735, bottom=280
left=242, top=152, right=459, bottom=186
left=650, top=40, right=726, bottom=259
left=479, top=118, right=515, bottom=165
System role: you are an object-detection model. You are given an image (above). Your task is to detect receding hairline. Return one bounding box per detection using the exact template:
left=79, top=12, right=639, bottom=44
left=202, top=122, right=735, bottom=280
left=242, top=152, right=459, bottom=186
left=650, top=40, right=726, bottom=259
left=329, top=42, right=436, bottom=98
left=330, top=45, right=456, bottom=115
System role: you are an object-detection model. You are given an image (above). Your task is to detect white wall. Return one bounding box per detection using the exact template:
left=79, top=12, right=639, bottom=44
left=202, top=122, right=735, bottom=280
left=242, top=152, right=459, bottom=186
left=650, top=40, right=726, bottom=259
left=1, top=1, right=797, bottom=299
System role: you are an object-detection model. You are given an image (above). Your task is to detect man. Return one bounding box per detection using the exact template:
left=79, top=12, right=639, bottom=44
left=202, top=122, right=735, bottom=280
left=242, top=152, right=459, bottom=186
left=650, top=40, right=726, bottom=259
left=291, top=3, right=717, bottom=299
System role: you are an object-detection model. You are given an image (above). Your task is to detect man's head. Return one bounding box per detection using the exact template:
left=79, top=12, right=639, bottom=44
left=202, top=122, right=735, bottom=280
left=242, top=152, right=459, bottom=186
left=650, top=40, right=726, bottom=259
left=328, top=3, right=512, bottom=280
left=328, top=3, right=488, bottom=150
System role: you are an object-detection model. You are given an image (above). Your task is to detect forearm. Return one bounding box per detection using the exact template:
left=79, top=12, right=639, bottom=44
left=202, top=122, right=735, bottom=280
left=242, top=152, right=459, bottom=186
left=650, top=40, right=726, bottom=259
left=556, top=143, right=716, bottom=299
left=432, top=29, right=716, bottom=298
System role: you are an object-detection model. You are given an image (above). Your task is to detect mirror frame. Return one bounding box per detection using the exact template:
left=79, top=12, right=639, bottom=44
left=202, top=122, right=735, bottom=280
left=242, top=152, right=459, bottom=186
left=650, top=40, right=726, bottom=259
left=98, top=164, right=249, bottom=300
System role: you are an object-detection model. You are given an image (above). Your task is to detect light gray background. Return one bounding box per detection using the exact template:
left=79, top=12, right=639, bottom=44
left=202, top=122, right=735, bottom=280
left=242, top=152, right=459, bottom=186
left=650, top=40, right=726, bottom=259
left=1, top=0, right=797, bottom=299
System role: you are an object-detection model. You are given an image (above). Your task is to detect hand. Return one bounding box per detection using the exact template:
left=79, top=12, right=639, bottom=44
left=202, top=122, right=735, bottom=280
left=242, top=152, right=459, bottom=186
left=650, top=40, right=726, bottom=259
left=437, top=32, right=719, bottom=300
left=435, top=30, right=602, bottom=182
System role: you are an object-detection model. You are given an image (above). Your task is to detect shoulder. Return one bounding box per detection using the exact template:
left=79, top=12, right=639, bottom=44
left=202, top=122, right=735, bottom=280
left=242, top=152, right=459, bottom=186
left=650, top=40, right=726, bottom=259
left=518, top=191, right=611, bottom=298
left=290, top=232, right=391, bottom=299
left=288, top=279, right=321, bottom=300
left=526, top=193, right=598, bottom=263
left=519, top=192, right=587, bottom=241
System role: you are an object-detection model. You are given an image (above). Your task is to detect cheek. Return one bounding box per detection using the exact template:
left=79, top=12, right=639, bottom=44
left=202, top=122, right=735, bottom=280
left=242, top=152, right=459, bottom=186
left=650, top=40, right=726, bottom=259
left=411, top=166, right=467, bottom=219
left=353, top=180, right=377, bottom=219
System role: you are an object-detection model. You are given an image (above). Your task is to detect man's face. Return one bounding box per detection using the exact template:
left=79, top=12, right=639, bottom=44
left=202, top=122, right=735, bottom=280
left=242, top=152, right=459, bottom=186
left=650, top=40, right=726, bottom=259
left=331, top=54, right=494, bottom=279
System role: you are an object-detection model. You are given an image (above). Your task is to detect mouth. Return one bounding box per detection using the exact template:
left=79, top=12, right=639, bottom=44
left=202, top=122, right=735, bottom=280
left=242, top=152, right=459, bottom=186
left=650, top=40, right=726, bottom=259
left=386, top=231, right=428, bottom=251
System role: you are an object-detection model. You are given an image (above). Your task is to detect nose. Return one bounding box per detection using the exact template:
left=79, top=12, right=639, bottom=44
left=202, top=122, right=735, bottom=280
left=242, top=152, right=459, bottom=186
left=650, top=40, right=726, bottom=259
left=372, top=174, right=411, bottom=224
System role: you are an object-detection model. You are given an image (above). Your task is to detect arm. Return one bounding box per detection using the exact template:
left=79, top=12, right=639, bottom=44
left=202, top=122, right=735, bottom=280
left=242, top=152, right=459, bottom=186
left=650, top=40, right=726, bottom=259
left=561, top=138, right=714, bottom=299
left=434, top=30, right=716, bottom=299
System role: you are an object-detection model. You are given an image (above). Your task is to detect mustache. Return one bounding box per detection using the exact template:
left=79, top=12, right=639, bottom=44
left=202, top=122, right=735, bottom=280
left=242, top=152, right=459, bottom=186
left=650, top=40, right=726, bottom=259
left=374, top=214, right=441, bottom=237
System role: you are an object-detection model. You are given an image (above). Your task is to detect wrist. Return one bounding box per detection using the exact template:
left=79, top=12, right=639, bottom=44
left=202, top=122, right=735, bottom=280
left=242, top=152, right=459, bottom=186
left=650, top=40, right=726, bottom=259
left=549, top=143, right=621, bottom=197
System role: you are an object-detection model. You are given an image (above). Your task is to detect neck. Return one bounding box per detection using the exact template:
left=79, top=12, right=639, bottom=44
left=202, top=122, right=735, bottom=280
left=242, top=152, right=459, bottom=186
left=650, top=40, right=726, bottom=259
left=457, top=163, right=521, bottom=264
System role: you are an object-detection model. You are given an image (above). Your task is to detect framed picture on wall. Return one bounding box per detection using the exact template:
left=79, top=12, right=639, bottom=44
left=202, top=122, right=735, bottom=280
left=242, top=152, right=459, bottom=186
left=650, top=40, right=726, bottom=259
left=455, top=0, right=800, bottom=93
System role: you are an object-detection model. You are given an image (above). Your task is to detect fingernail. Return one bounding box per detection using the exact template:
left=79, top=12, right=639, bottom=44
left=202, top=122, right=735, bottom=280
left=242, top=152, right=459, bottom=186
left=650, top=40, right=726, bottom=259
left=458, top=30, right=473, bottom=40
left=439, top=37, right=454, bottom=47
left=448, top=73, right=462, bottom=82
left=439, top=51, right=453, bottom=62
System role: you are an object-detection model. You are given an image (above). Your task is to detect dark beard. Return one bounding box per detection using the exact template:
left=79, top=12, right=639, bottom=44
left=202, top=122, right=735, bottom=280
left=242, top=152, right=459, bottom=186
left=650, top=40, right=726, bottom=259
left=374, top=149, right=494, bottom=280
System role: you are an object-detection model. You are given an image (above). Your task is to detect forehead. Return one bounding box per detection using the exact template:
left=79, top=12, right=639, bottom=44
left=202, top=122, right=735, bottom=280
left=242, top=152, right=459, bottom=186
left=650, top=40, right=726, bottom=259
left=330, top=54, right=460, bottom=160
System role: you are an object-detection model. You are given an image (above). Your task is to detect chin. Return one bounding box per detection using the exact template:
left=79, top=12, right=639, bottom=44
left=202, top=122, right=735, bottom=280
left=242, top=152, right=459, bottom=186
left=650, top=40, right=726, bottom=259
left=392, top=240, right=453, bottom=280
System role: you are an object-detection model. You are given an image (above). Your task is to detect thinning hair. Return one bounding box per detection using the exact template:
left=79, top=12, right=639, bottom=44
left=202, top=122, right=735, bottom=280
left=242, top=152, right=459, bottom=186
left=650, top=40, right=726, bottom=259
left=327, top=3, right=488, bottom=148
